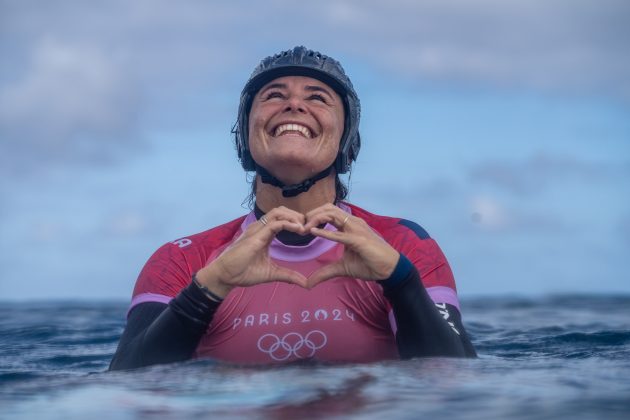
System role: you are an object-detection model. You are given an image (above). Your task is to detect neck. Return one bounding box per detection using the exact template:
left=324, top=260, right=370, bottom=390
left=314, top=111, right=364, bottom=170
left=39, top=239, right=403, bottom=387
left=255, top=173, right=337, bottom=214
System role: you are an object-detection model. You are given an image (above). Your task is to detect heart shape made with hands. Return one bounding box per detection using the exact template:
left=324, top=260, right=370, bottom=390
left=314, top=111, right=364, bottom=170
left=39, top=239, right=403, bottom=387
left=258, top=206, right=400, bottom=289
left=204, top=203, right=400, bottom=296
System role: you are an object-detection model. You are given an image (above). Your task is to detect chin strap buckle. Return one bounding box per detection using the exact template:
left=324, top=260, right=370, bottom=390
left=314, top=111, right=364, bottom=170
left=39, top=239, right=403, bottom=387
left=256, top=164, right=333, bottom=198
left=281, top=179, right=314, bottom=197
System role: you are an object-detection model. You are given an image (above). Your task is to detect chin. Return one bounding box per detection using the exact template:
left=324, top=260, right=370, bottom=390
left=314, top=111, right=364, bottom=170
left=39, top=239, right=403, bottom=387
left=264, top=157, right=330, bottom=182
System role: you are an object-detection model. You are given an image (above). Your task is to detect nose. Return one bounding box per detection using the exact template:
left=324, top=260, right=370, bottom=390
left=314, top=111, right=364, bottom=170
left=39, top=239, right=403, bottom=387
left=283, top=95, right=306, bottom=113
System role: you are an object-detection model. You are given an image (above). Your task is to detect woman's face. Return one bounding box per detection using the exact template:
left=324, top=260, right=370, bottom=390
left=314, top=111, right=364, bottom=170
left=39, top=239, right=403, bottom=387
left=248, top=76, right=345, bottom=184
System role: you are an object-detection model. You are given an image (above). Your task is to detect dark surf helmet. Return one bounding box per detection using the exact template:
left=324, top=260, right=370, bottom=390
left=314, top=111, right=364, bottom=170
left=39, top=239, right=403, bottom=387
left=233, top=46, right=361, bottom=175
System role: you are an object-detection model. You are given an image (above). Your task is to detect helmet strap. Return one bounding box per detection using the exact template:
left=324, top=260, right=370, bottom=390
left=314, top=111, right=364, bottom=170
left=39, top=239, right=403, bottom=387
left=256, top=164, right=333, bottom=198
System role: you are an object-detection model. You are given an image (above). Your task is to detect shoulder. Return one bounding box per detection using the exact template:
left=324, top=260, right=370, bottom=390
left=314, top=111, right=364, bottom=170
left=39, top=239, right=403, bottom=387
left=145, top=214, right=247, bottom=262
left=134, top=214, right=248, bottom=295
left=167, top=214, right=248, bottom=254
left=131, top=214, right=248, bottom=300
left=344, top=202, right=431, bottom=242
left=345, top=202, right=454, bottom=288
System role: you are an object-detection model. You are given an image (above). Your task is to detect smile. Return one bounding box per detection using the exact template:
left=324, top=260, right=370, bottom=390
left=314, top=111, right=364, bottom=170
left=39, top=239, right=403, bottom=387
left=273, top=123, right=313, bottom=139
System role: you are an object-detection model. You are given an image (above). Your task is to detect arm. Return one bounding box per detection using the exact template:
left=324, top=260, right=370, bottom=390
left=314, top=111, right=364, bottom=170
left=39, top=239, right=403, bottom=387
left=378, top=255, right=476, bottom=358
left=110, top=206, right=311, bottom=370
left=108, top=282, right=220, bottom=371
left=304, top=204, right=476, bottom=359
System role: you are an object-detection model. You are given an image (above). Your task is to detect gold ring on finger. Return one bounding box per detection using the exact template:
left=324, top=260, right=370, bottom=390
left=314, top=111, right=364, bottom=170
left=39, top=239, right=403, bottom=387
left=341, top=215, right=349, bottom=227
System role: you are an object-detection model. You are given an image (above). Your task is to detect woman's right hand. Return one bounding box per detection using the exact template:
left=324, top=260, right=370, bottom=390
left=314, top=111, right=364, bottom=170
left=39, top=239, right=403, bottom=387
left=194, top=206, right=309, bottom=298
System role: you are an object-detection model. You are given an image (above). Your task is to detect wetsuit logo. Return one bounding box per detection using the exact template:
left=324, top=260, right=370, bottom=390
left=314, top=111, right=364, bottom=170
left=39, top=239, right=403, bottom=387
left=257, top=330, right=327, bottom=361
left=435, top=303, right=460, bottom=335
left=171, top=238, right=192, bottom=248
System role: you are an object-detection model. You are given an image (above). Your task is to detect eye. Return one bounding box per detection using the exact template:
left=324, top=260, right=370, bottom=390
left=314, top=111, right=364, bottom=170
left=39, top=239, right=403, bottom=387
left=264, top=91, right=285, bottom=100
left=308, top=93, right=328, bottom=103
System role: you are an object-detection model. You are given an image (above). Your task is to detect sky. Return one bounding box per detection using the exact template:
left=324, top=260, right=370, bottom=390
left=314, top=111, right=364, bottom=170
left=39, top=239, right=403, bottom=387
left=0, top=0, right=629, bottom=301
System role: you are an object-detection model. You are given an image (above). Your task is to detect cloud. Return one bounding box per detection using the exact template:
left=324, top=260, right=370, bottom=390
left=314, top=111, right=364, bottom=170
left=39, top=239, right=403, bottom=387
left=0, top=1, right=247, bottom=177
left=468, top=194, right=573, bottom=235
left=469, top=153, right=630, bottom=195
left=314, top=0, right=630, bottom=98
left=0, top=37, right=142, bottom=176
left=469, top=195, right=509, bottom=229
left=351, top=178, right=572, bottom=236
left=1, top=0, right=628, bottom=179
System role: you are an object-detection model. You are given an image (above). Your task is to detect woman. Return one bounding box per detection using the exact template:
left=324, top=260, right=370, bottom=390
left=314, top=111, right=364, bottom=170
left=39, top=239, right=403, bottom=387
left=109, top=46, right=476, bottom=370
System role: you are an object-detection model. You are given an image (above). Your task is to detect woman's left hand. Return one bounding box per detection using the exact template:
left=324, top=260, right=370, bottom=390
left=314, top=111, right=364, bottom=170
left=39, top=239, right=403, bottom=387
left=304, top=203, right=400, bottom=288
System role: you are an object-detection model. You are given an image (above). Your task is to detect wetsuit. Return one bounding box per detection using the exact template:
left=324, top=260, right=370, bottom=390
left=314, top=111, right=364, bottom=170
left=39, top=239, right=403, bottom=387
left=109, top=203, right=476, bottom=370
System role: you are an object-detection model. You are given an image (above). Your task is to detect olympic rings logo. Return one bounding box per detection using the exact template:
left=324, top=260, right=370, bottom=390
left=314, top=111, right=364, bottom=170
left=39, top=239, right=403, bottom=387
left=257, top=330, right=328, bottom=361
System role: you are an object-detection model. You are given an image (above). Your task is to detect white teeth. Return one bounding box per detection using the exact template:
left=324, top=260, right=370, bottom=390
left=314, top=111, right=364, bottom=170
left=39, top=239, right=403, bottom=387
left=274, top=123, right=312, bottom=138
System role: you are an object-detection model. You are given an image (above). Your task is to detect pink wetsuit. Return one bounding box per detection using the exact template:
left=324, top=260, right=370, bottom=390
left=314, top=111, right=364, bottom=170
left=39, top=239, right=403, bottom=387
left=129, top=203, right=460, bottom=364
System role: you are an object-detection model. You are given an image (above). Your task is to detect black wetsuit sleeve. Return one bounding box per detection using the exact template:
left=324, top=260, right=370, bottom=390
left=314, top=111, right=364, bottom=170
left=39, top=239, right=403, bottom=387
left=378, top=254, right=477, bottom=358
left=108, top=282, right=220, bottom=371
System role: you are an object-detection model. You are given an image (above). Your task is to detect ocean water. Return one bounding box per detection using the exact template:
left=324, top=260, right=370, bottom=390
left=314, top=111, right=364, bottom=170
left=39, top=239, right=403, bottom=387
left=1, top=295, right=629, bottom=419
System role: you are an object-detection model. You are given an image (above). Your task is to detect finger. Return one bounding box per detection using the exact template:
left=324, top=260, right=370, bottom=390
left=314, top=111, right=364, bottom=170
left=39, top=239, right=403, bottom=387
left=304, top=202, right=336, bottom=218
left=270, top=265, right=309, bottom=289
left=250, top=219, right=306, bottom=239
left=304, top=210, right=350, bottom=231
left=243, top=218, right=267, bottom=238
left=270, top=219, right=308, bottom=235
left=253, top=208, right=307, bottom=237
left=303, top=211, right=330, bottom=230
left=265, top=206, right=306, bottom=226
left=258, top=220, right=307, bottom=241
left=308, top=261, right=346, bottom=289
left=309, top=226, right=353, bottom=245
left=304, top=203, right=343, bottom=222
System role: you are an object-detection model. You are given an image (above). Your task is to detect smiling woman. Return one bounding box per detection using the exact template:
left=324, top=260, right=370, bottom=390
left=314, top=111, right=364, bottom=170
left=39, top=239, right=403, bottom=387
left=248, top=76, right=345, bottom=184
left=109, top=46, right=476, bottom=370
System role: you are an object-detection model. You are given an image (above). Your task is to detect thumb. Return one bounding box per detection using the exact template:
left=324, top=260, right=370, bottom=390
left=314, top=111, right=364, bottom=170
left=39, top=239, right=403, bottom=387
left=270, top=265, right=309, bottom=289
left=308, top=261, right=346, bottom=289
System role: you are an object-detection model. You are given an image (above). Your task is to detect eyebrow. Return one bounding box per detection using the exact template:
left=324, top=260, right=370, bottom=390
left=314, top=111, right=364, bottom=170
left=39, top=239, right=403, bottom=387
left=260, top=83, right=286, bottom=93
left=259, top=83, right=335, bottom=100
left=304, top=85, right=334, bottom=99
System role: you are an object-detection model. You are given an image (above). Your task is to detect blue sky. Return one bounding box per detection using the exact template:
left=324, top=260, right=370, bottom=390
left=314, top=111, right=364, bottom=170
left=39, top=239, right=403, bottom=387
left=1, top=0, right=628, bottom=300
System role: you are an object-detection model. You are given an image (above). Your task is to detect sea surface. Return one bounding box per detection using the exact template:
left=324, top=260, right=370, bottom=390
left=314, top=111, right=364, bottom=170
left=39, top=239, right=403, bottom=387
left=1, top=295, right=629, bottom=419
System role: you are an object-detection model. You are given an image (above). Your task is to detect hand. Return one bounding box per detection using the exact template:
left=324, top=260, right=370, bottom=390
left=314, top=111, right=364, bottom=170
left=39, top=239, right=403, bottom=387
left=304, top=203, right=400, bottom=288
left=195, top=206, right=309, bottom=297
